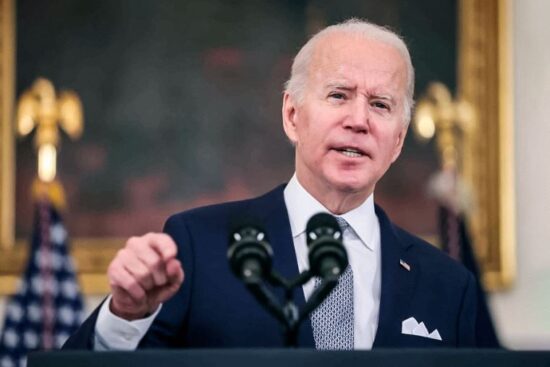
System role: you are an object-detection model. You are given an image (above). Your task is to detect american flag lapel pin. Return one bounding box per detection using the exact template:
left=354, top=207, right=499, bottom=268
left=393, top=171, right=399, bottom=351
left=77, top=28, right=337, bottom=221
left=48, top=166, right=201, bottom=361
left=399, top=259, right=411, bottom=271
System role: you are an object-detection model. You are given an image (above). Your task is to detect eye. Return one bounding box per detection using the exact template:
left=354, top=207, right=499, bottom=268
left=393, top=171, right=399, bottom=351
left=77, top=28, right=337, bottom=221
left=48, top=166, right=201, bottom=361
left=372, top=101, right=390, bottom=110
left=328, top=92, right=347, bottom=100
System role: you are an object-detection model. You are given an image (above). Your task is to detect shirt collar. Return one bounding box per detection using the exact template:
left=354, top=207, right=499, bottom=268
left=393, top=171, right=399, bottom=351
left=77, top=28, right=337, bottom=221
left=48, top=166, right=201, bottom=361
left=283, top=173, right=377, bottom=251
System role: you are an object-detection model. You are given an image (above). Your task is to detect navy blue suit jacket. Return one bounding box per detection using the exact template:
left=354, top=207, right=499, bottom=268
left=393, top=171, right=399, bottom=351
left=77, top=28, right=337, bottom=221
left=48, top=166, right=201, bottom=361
left=63, top=185, right=477, bottom=349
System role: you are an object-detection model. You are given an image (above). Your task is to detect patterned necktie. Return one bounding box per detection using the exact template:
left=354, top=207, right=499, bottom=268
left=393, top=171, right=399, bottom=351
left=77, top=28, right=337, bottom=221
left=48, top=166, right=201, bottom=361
left=310, top=217, right=354, bottom=350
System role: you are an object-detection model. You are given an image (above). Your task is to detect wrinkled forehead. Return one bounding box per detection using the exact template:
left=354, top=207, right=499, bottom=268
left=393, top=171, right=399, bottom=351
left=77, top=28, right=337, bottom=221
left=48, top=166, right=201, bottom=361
left=307, top=33, right=408, bottom=94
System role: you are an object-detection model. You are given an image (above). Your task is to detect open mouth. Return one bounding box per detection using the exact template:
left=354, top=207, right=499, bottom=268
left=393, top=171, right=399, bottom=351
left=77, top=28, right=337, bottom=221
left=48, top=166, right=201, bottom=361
left=333, top=147, right=366, bottom=158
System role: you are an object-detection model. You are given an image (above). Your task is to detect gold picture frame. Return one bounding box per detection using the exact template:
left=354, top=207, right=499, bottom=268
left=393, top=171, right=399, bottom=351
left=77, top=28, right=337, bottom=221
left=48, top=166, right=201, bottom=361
left=458, top=0, right=515, bottom=290
left=0, top=0, right=514, bottom=294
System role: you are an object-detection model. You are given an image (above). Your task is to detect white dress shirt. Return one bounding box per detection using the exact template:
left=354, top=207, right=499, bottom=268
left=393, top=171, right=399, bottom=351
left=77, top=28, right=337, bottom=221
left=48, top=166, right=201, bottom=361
left=94, top=174, right=381, bottom=350
left=94, top=295, right=161, bottom=351
left=284, top=174, right=381, bottom=349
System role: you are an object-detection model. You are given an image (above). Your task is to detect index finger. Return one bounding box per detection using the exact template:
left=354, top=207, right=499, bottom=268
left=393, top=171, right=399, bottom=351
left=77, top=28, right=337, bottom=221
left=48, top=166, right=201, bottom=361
left=144, top=233, right=178, bottom=261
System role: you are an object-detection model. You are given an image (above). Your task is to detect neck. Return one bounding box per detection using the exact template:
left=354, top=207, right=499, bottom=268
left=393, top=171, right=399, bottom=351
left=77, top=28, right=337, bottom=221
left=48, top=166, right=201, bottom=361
left=295, top=172, right=373, bottom=215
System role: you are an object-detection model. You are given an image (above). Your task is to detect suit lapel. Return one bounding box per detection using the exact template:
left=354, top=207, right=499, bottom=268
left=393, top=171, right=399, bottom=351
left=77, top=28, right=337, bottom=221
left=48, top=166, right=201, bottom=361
left=250, top=185, right=315, bottom=347
left=248, top=188, right=419, bottom=348
left=372, top=205, right=419, bottom=347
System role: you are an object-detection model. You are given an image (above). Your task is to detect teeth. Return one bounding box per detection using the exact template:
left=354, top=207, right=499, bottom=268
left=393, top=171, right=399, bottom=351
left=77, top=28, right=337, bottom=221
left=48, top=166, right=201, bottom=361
left=342, top=151, right=361, bottom=158
left=338, top=148, right=363, bottom=157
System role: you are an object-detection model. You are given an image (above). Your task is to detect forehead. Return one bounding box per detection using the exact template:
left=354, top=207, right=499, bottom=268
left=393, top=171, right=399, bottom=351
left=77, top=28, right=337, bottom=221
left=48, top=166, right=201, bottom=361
left=307, top=33, right=408, bottom=94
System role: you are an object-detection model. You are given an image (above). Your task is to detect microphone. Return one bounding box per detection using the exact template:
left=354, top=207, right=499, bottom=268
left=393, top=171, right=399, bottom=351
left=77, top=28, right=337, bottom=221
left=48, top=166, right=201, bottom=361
left=228, top=223, right=273, bottom=283
left=306, top=213, right=348, bottom=280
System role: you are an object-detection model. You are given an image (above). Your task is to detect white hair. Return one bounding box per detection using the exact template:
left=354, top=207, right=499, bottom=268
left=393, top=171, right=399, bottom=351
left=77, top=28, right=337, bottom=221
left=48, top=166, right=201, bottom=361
left=284, top=18, right=415, bottom=125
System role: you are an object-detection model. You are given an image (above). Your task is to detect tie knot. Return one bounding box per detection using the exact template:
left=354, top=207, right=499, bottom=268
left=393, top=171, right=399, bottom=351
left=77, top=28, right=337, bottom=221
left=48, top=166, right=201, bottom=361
left=335, top=217, right=349, bottom=233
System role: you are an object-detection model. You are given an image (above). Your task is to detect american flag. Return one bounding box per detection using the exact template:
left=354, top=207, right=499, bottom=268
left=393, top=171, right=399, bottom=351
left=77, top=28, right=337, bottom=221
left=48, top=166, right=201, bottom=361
left=0, top=199, right=84, bottom=367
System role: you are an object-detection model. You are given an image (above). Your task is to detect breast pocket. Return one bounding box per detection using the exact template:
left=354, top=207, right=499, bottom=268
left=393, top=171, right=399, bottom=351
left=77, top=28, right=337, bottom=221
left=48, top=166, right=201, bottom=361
left=399, top=333, right=449, bottom=348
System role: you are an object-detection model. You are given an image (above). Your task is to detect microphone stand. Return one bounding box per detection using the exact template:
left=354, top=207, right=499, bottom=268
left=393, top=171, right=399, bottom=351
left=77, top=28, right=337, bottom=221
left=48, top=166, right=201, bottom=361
left=241, top=267, right=339, bottom=347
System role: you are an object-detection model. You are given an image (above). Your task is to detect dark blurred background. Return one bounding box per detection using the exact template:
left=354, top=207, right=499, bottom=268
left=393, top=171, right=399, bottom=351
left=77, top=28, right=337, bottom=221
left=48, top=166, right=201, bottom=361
left=15, top=0, right=457, bottom=238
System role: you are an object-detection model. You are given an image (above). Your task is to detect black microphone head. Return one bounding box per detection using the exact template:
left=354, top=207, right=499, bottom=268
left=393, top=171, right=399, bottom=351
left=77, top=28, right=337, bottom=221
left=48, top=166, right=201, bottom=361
left=227, top=219, right=273, bottom=283
left=228, top=215, right=265, bottom=240
left=305, top=212, right=348, bottom=279
left=306, top=212, right=342, bottom=246
left=229, top=223, right=267, bottom=245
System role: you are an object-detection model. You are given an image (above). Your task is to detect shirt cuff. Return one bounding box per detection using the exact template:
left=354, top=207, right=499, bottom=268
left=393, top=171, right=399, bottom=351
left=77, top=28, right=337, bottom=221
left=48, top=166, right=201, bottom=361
left=94, top=295, right=162, bottom=351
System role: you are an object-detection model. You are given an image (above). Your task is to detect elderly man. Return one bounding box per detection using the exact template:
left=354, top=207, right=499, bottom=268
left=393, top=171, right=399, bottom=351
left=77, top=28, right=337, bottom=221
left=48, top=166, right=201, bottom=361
left=64, top=19, right=476, bottom=350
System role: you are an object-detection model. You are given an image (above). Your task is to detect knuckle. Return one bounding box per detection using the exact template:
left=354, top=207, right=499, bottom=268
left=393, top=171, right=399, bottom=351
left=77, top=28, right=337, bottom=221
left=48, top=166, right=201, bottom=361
left=127, top=235, right=150, bottom=251
left=159, top=233, right=173, bottom=243
left=115, top=249, right=134, bottom=266
left=140, top=253, right=160, bottom=268
left=108, top=269, right=123, bottom=289
left=107, top=260, right=122, bottom=279
left=125, top=236, right=140, bottom=248
left=143, top=232, right=157, bottom=242
left=126, top=278, right=143, bottom=296
left=135, top=269, right=152, bottom=284
left=150, top=257, right=164, bottom=270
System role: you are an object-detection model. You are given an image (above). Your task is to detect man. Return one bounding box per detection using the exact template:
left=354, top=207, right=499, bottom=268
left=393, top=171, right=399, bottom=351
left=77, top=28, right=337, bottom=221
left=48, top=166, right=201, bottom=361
left=64, top=19, right=476, bottom=350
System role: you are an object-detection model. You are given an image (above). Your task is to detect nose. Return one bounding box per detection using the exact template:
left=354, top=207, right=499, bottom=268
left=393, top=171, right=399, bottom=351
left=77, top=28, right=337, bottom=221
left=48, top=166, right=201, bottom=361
left=343, top=99, right=369, bottom=134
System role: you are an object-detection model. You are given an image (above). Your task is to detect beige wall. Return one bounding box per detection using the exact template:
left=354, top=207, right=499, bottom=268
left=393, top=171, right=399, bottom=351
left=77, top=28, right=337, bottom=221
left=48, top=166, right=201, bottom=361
left=488, top=0, right=550, bottom=350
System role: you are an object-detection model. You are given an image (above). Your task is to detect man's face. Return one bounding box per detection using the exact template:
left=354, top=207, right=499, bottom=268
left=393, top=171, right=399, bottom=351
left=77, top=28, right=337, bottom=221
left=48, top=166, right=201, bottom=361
left=283, top=33, right=409, bottom=203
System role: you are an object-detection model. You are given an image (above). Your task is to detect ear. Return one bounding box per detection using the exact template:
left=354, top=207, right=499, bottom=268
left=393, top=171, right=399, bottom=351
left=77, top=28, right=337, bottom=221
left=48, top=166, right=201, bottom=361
left=282, top=92, right=298, bottom=144
left=391, top=125, right=408, bottom=163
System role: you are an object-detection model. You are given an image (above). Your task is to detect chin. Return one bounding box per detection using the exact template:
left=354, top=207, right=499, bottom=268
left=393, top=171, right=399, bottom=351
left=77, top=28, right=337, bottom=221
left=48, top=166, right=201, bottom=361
left=326, top=173, right=372, bottom=194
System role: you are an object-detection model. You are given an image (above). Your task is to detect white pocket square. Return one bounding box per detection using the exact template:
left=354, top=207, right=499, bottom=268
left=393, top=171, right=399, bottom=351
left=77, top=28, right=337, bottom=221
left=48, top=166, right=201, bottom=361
left=401, top=317, right=442, bottom=341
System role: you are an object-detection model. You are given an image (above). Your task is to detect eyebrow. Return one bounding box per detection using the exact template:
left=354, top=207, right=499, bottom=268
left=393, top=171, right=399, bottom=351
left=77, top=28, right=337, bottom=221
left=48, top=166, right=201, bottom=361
left=324, top=81, right=355, bottom=91
left=371, top=94, right=396, bottom=105
left=323, top=82, right=399, bottom=105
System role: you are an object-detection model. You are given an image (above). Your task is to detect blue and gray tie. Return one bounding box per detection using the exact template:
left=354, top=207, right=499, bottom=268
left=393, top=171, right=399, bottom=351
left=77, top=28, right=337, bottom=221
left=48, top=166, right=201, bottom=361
left=310, top=217, right=354, bottom=350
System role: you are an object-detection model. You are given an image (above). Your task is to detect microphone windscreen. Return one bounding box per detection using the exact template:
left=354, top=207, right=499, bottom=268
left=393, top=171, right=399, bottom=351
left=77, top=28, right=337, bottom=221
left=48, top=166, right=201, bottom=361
left=228, top=216, right=266, bottom=244
left=306, top=212, right=340, bottom=244
left=305, top=212, right=347, bottom=277
left=306, top=212, right=339, bottom=232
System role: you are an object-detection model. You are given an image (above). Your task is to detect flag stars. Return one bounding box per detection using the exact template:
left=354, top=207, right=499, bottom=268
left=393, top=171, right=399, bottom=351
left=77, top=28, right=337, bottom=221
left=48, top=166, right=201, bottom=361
left=0, top=204, right=84, bottom=363
left=34, top=250, right=64, bottom=271
left=0, top=356, right=16, bottom=367
left=2, top=328, right=19, bottom=348
left=58, top=305, right=76, bottom=326
left=55, top=332, right=71, bottom=348
left=49, top=223, right=67, bottom=245
left=60, top=280, right=79, bottom=299
left=30, top=276, right=59, bottom=296
left=26, top=303, right=42, bottom=323
left=23, top=331, right=39, bottom=349
left=6, top=303, right=23, bottom=323
left=30, top=276, right=43, bottom=294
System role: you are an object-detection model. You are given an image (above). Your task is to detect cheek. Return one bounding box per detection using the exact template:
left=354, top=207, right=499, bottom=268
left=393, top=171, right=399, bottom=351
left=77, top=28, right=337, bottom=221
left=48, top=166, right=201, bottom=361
left=389, top=132, right=405, bottom=162
left=298, top=131, right=328, bottom=167
left=376, top=130, right=402, bottom=161
left=295, top=116, right=321, bottom=148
